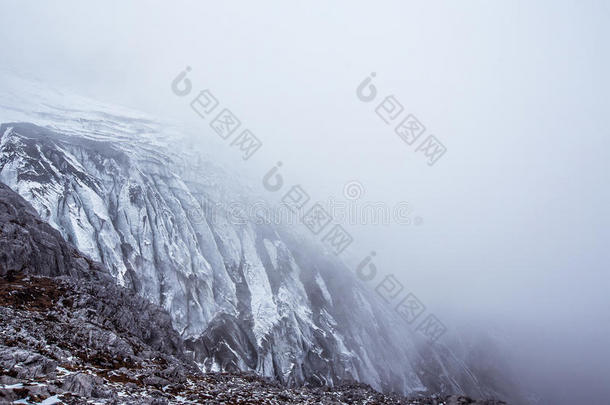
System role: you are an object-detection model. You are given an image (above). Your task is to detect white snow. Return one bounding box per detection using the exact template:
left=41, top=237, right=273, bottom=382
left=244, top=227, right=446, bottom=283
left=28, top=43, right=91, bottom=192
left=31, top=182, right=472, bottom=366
left=263, top=239, right=278, bottom=268
left=315, top=272, right=333, bottom=306
left=1, top=383, right=24, bottom=389
left=40, top=395, right=62, bottom=405
left=241, top=227, right=279, bottom=346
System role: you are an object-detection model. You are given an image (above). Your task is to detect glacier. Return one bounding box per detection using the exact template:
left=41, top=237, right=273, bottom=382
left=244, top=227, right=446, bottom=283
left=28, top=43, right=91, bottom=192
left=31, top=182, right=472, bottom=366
left=0, top=72, right=516, bottom=400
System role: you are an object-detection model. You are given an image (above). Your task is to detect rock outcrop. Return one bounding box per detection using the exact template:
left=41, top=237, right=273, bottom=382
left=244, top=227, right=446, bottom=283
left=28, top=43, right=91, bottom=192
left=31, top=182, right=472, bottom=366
left=0, top=180, right=507, bottom=404
left=0, top=73, right=519, bottom=401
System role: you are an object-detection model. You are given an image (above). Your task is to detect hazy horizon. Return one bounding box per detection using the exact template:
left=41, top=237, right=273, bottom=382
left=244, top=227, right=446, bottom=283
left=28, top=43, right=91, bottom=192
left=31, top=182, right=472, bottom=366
left=1, top=1, right=609, bottom=403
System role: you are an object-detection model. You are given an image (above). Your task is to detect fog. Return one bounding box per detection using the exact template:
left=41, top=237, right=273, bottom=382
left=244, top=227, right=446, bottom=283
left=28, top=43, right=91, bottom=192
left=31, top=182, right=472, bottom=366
left=1, top=1, right=609, bottom=403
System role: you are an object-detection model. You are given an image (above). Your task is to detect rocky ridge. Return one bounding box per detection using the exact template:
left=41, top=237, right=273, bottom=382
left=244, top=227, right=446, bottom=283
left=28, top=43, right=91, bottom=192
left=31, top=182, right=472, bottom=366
left=0, top=73, right=519, bottom=402
left=0, top=181, right=508, bottom=404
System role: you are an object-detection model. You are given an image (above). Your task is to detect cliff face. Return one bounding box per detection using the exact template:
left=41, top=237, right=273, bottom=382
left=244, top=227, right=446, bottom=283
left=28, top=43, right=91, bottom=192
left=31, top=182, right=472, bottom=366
left=0, top=179, right=506, bottom=405
left=0, top=74, right=509, bottom=400
left=0, top=179, right=193, bottom=403
left=0, top=181, right=187, bottom=359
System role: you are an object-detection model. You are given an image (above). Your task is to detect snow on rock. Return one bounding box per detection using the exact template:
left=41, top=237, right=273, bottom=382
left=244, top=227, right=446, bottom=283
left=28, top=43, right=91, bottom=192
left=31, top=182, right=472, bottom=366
left=0, top=74, right=511, bottom=399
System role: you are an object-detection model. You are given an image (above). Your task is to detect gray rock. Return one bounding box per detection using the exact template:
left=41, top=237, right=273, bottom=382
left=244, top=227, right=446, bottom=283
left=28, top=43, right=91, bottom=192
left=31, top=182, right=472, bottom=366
left=142, top=375, right=171, bottom=388
left=62, top=372, right=101, bottom=397
left=0, top=182, right=189, bottom=363
left=0, top=114, right=515, bottom=404
left=0, top=121, right=497, bottom=397
left=0, top=346, right=57, bottom=379
left=0, top=181, right=108, bottom=281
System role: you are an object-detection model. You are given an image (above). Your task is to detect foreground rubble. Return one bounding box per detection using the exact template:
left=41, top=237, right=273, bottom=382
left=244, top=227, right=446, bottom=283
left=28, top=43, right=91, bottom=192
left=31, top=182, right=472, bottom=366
left=0, top=275, right=506, bottom=404
left=0, top=181, right=506, bottom=404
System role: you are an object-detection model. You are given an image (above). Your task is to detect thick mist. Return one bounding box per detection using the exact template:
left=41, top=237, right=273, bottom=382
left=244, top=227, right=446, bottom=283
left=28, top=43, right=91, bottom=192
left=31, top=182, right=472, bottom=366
left=1, top=1, right=608, bottom=403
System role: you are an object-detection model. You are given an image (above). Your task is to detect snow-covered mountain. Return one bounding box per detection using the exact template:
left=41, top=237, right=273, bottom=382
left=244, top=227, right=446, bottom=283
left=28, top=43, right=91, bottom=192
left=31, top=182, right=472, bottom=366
left=0, top=73, right=516, bottom=401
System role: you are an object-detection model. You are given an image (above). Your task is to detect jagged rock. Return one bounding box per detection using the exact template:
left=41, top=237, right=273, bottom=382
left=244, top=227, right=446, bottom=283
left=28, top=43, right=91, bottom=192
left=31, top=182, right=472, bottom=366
left=0, top=119, right=505, bottom=399
left=0, top=180, right=107, bottom=281
left=0, top=180, right=509, bottom=404
left=0, top=346, right=57, bottom=379
left=0, top=74, right=519, bottom=403
left=62, top=372, right=99, bottom=397
left=142, top=375, right=171, bottom=388
left=445, top=395, right=507, bottom=405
